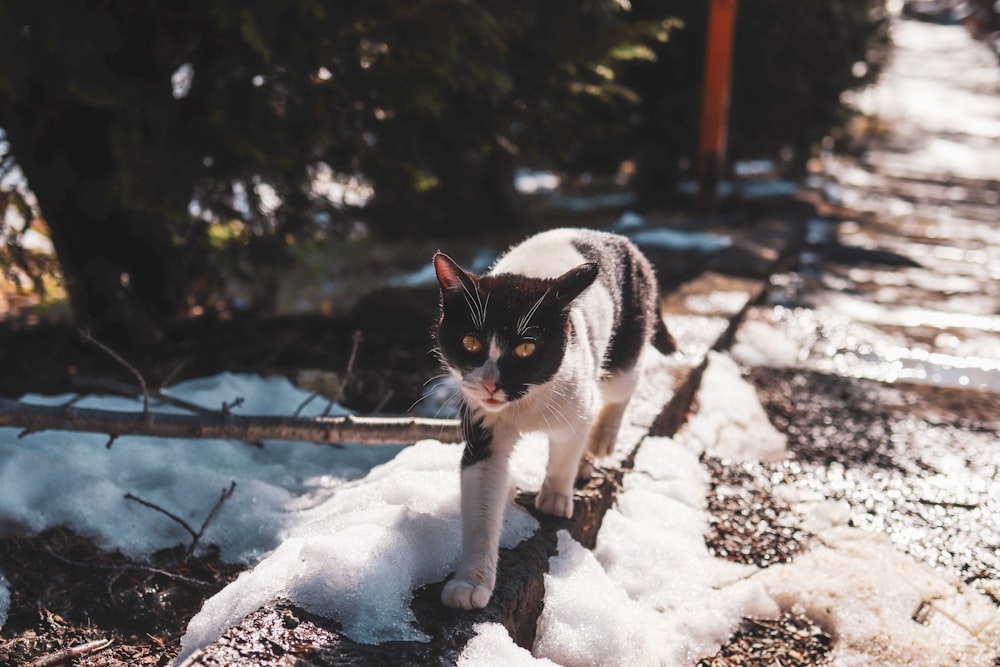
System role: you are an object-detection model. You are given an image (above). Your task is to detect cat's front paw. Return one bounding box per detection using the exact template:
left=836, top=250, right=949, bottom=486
left=535, top=485, right=575, bottom=518
left=441, top=577, right=493, bottom=610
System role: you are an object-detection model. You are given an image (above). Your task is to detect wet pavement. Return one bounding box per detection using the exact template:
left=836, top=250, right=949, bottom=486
left=707, top=15, right=1000, bottom=665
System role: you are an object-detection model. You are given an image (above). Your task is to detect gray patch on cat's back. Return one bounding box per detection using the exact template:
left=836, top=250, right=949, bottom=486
left=569, top=231, right=661, bottom=374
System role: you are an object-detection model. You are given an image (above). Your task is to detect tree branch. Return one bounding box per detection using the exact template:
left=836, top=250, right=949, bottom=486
left=0, top=397, right=462, bottom=445
left=78, top=329, right=151, bottom=419
left=27, top=638, right=114, bottom=667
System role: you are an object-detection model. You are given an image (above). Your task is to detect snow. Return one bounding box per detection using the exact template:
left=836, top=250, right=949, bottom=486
left=0, top=573, right=8, bottom=632
left=532, top=440, right=779, bottom=666
left=4, top=16, right=1000, bottom=664
left=458, top=623, right=558, bottom=667
left=679, top=351, right=787, bottom=463
left=755, top=526, right=1000, bottom=666
left=180, top=439, right=537, bottom=653
left=2, top=353, right=997, bottom=665
left=0, top=373, right=404, bottom=564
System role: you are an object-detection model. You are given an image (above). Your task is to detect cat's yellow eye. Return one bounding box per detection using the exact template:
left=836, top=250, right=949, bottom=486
left=513, top=342, right=536, bottom=358
left=462, top=335, right=483, bottom=353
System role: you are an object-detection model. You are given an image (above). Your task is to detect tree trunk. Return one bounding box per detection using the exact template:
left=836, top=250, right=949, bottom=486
left=3, top=92, right=190, bottom=343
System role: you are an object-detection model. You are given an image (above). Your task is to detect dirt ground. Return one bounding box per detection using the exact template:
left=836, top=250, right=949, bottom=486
left=0, top=528, right=242, bottom=666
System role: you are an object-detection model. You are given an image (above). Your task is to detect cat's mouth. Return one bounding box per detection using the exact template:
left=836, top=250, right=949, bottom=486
left=472, top=393, right=509, bottom=412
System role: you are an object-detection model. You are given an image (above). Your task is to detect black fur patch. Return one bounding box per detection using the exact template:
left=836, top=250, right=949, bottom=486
left=570, top=233, right=663, bottom=373
left=459, top=403, right=492, bottom=467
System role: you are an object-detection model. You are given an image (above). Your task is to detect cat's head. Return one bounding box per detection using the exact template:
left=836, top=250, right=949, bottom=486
left=433, top=252, right=598, bottom=413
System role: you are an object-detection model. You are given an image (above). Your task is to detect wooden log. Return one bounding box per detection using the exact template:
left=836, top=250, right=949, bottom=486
left=0, top=398, right=461, bottom=445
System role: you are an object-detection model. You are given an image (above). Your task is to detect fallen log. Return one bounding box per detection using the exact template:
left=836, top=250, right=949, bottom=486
left=0, top=397, right=461, bottom=445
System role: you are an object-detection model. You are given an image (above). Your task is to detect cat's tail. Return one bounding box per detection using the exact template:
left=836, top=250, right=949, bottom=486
left=652, top=316, right=677, bottom=355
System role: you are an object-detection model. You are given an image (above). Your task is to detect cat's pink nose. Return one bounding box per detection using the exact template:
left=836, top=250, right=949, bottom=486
left=481, top=378, right=497, bottom=394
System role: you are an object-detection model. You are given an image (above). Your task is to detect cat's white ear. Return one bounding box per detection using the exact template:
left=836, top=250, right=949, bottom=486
left=553, top=262, right=599, bottom=309
left=434, top=252, right=475, bottom=292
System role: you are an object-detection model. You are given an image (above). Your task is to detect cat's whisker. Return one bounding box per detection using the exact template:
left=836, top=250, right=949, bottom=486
left=543, top=401, right=575, bottom=434
left=433, top=396, right=463, bottom=419
left=421, top=372, right=452, bottom=387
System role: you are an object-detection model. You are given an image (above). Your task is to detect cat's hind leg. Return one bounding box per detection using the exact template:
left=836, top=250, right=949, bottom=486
left=584, top=366, right=639, bottom=460
left=536, top=426, right=588, bottom=518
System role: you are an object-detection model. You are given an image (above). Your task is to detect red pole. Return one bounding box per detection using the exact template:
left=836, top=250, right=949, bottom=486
left=695, top=0, right=738, bottom=216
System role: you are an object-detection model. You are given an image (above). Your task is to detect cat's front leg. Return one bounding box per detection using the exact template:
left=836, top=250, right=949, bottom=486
left=442, top=451, right=510, bottom=609
left=535, top=428, right=587, bottom=518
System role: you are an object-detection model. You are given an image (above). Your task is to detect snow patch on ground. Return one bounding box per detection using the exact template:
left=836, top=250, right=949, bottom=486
left=680, top=351, right=788, bottom=462
left=0, top=573, right=9, bottom=632
left=756, top=526, right=1000, bottom=666
left=0, top=374, right=406, bottom=563
left=459, top=623, right=558, bottom=667
left=177, top=439, right=538, bottom=658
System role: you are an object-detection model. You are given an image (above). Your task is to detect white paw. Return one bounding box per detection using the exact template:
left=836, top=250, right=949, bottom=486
left=535, top=485, right=574, bottom=518
left=441, top=577, right=493, bottom=609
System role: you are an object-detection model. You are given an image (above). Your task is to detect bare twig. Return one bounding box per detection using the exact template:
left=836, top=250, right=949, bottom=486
left=27, top=637, right=114, bottom=667
left=159, top=358, right=191, bottom=389
left=345, top=330, right=363, bottom=386
left=0, top=397, right=461, bottom=445
left=43, top=546, right=218, bottom=590
left=293, top=391, right=321, bottom=417
left=78, top=329, right=150, bottom=420
left=71, top=375, right=217, bottom=415
left=294, top=328, right=365, bottom=417
left=221, top=397, right=245, bottom=415
left=189, top=481, right=237, bottom=557
left=125, top=480, right=238, bottom=557
left=124, top=492, right=199, bottom=542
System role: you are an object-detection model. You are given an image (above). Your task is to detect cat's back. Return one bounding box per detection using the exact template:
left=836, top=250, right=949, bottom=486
left=489, top=228, right=630, bottom=279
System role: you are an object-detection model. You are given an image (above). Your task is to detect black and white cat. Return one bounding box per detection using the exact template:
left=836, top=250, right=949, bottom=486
left=433, top=228, right=675, bottom=609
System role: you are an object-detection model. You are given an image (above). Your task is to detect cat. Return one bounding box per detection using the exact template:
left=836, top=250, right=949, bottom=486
left=432, top=227, right=675, bottom=610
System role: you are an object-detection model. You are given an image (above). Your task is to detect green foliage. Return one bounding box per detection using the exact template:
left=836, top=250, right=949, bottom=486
left=0, top=0, right=890, bottom=331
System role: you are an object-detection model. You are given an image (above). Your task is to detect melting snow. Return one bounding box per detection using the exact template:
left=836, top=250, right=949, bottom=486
left=0, top=573, right=8, bottom=632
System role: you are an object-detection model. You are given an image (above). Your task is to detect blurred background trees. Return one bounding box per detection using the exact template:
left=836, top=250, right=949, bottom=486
left=0, top=0, right=890, bottom=339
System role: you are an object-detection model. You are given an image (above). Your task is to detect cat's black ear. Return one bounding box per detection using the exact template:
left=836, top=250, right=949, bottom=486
left=434, top=252, right=476, bottom=293
left=552, top=262, right=599, bottom=309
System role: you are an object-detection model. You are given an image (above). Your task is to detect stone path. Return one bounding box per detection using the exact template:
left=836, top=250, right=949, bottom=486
left=713, top=15, right=1000, bottom=665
